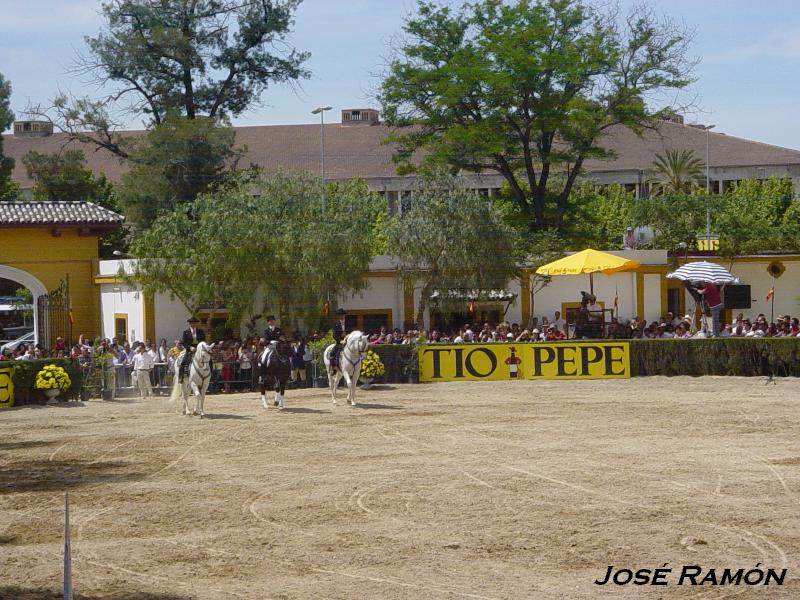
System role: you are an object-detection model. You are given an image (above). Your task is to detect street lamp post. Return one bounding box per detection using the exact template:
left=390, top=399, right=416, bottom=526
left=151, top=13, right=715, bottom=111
left=311, top=106, right=332, bottom=210
left=705, top=124, right=716, bottom=244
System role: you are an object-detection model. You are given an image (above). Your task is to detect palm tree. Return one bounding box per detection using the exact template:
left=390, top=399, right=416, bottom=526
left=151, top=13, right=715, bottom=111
left=650, top=149, right=705, bottom=195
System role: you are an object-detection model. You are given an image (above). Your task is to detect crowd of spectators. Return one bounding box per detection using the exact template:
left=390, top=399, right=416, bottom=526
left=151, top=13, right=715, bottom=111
left=354, top=308, right=800, bottom=344
left=626, top=312, right=800, bottom=339
left=0, top=332, right=315, bottom=396
left=3, top=308, right=799, bottom=396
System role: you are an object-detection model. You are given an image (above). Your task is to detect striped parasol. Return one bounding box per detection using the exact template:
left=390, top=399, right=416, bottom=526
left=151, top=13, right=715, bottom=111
left=666, top=261, right=739, bottom=284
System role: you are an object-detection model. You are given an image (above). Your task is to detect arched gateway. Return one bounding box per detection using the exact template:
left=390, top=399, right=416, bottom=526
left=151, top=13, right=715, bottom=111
left=0, top=201, right=123, bottom=349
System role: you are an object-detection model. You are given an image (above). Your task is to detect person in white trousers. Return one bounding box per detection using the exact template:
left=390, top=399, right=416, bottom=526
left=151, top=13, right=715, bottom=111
left=132, top=343, right=154, bottom=398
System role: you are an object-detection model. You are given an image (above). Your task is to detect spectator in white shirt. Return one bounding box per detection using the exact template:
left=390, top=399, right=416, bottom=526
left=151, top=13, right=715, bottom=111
left=552, top=310, right=566, bottom=333
left=132, top=343, right=154, bottom=398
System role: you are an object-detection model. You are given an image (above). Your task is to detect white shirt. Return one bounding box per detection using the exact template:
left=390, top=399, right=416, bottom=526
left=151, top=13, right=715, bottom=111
left=553, top=318, right=565, bottom=331
left=587, top=302, right=603, bottom=321
left=132, top=352, right=154, bottom=370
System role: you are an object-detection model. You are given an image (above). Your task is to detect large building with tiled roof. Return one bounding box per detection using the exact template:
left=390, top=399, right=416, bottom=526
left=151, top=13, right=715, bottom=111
left=5, top=111, right=800, bottom=208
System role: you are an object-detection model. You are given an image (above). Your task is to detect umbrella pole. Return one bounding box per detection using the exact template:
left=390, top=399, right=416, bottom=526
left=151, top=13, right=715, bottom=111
left=590, top=273, right=594, bottom=295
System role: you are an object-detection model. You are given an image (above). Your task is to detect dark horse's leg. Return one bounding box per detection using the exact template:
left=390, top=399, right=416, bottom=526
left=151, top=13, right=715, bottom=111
left=259, top=365, right=269, bottom=409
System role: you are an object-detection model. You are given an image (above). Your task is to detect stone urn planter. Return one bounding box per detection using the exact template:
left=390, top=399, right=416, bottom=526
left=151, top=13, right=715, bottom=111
left=359, top=377, right=373, bottom=390
left=44, top=389, right=61, bottom=401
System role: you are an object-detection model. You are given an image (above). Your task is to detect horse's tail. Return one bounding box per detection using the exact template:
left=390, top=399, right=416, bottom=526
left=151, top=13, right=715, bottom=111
left=169, top=374, right=182, bottom=404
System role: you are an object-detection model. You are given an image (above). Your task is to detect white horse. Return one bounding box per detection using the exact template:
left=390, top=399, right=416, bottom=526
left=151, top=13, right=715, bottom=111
left=170, top=341, right=215, bottom=417
left=323, top=330, right=368, bottom=406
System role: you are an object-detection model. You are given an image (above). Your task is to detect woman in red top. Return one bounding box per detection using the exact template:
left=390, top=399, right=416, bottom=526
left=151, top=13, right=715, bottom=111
left=697, top=282, right=723, bottom=337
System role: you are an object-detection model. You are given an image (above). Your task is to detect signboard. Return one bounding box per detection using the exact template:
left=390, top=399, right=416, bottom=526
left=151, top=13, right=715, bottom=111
left=420, top=342, right=630, bottom=382
left=0, top=367, right=14, bottom=407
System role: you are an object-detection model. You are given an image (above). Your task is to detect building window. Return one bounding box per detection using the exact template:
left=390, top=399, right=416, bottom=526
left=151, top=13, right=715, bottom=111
left=344, top=309, right=393, bottom=335
left=400, top=191, right=412, bottom=213
left=114, top=313, right=128, bottom=342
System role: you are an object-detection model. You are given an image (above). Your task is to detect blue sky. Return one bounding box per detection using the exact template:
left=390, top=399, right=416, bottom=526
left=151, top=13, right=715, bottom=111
left=2, top=0, right=800, bottom=149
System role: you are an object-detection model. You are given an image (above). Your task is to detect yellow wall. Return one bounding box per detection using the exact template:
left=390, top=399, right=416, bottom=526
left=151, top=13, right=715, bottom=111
left=0, top=228, right=101, bottom=340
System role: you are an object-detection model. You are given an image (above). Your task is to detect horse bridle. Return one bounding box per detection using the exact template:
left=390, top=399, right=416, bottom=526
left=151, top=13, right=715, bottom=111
left=340, top=336, right=368, bottom=369
left=191, top=346, right=212, bottom=384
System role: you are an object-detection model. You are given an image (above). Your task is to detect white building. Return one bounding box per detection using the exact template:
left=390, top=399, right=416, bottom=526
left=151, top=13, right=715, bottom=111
left=96, top=252, right=800, bottom=342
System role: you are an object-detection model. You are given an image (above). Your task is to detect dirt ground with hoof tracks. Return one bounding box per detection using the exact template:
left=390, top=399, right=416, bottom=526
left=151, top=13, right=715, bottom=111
left=1, top=377, right=799, bottom=599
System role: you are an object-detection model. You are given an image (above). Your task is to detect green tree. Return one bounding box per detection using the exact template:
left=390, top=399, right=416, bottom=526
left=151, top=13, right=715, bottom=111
left=34, top=0, right=309, bottom=226
left=385, top=176, right=520, bottom=325
left=0, top=73, right=16, bottom=200
left=379, top=0, right=694, bottom=233
left=24, top=150, right=104, bottom=202
left=116, top=116, right=238, bottom=227
left=650, top=149, right=704, bottom=194
left=715, top=178, right=794, bottom=256
left=633, top=178, right=798, bottom=260
left=568, top=183, right=636, bottom=248
left=12, top=288, right=33, bottom=326
left=22, top=149, right=128, bottom=258
left=130, top=170, right=381, bottom=331
left=633, top=192, right=708, bottom=256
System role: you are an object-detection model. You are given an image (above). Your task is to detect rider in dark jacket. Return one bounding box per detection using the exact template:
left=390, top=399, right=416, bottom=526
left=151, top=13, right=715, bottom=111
left=179, top=317, right=205, bottom=382
left=329, top=308, right=347, bottom=368
left=261, top=315, right=283, bottom=367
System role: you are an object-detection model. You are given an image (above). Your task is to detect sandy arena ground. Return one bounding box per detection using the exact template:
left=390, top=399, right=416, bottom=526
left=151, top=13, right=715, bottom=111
left=0, top=377, right=799, bottom=600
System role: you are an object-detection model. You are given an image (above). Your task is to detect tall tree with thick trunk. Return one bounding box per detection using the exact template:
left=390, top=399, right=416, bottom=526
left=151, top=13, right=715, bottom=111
left=31, top=0, right=309, bottom=226
left=379, top=0, right=695, bottom=233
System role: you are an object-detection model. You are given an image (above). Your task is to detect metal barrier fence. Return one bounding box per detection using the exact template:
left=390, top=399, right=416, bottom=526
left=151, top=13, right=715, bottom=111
left=84, top=360, right=315, bottom=397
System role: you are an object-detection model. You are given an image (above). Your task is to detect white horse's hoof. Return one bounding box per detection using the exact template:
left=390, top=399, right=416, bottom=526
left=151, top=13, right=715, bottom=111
left=261, top=397, right=268, bottom=409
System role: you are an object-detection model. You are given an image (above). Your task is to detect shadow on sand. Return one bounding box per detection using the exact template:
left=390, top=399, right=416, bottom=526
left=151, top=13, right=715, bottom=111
left=0, top=459, right=144, bottom=494
left=200, top=413, right=252, bottom=420
left=278, top=407, right=330, bottom=414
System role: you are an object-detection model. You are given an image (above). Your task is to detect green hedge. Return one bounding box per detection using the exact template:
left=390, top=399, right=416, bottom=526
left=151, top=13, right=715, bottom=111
left=369, top=339, right=800, bottom=381
left=630, top=338, right=800, bottom=377
left=0, top=359, right=83, bottom=405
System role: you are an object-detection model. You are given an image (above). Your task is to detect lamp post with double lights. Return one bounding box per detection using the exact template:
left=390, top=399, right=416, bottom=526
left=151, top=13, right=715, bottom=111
left=312, top=106, right=332, bottom=210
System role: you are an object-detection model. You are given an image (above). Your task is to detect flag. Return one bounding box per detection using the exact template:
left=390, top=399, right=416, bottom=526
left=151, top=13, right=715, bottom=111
left=613, top=285, right=619, bottom=310
left=467, top=299, right=476, bottom=314
left=766, top=287, right=774, bottom=302
left=322, top=302, right=329, bottom=318
left=68, top=310, right=74, bottom=326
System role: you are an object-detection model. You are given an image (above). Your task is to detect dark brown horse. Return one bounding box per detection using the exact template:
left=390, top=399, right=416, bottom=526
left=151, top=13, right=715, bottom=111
left=258, top=338, right=292, bottom=409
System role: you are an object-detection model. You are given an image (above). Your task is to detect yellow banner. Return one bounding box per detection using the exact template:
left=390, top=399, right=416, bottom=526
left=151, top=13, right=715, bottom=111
left=420, top=342, right=630, bottom=382
left=0, top=367, right=14, bottom=407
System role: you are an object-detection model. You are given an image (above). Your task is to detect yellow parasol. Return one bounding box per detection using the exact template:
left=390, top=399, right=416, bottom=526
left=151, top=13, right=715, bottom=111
left=535, top=249, right=640, bottom=294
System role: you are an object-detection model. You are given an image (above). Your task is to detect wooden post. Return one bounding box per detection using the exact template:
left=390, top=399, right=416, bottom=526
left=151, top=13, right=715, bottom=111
left=64, top=492, right=72, bottom=600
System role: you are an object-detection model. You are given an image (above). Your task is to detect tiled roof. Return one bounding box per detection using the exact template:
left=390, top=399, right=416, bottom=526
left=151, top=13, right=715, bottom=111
left=0, top=201, right=124, bottom=227
left=5, top=119, right=800, bottom=187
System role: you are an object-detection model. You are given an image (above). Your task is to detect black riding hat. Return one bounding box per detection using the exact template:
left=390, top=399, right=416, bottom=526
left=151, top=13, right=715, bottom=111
left=266, top=315, right=276, bottom=321
left=187, top=317, right=200, bottom=324
left=336, top=308, right=346, bottom=316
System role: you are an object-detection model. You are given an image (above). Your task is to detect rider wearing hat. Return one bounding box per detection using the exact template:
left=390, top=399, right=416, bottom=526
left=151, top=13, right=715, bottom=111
left=329, top=308, right=347, bottom=368
left=179, top=317, right=206, bottom=383
left=261, top=315, right=284, bottom=368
